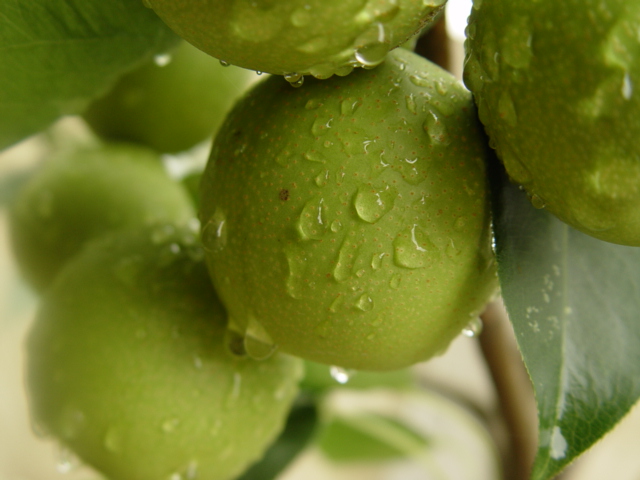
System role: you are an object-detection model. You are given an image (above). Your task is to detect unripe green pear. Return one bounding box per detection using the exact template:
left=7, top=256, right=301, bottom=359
left=26, top=226, right=303, bottom=480
left=9, top=143, right=195, bottom=291
left=464, top=0, right=640, bottom=246
left=83, top=41, right=255, bottom=153
left=145, top=0, right=445, bottom=80
left=200, top=48, right=498, bottom=371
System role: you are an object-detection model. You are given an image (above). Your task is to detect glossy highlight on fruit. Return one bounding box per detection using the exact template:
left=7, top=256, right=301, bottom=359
left=26, top=226, right=303, bottom=480
left=464, top=0, right=640, bottom=246
left=83, top=41, right=255, bottom=153
left=200, top=48, right=498, bottom=371
left=145, top=0, right=446, bottom=79
left=9, top=143, right=195, bottom=291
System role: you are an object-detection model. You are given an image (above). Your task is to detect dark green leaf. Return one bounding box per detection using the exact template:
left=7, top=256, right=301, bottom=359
left=0, top=0, right=179, bottom=151
left=236, top=402, right=318, bottom=480
left=492, top=165, right=640, bottom=480
left=318, top=412, right=429, bottom=463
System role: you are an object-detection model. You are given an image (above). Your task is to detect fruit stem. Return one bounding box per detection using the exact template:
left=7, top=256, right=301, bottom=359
left=479, top=299, right=537, bottom=480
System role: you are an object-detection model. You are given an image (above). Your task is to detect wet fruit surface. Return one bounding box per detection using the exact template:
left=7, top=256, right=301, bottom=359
left=26, top=227, right=303, bottom=480
left=200, top=48, right=498, bottom=371
left=464, top=0, right=640, bottom=246
left=145, top=0, right=445, bottom=79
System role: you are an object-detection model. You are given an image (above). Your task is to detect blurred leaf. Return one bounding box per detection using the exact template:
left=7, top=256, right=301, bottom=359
left=492, top=166, right=640, bottom=480
left=0, top=170, right=32, bottom=206
left=236, top=402, right=318, bottom=480
left=0, top=0, right=179, bottom=151
left=319, top=412, right=429, bottom=463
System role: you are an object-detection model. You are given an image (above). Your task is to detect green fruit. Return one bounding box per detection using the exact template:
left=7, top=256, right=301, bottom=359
left=464, top=0, right=640, bottom=246
left=199, top=48, right=498, bottom=371
left=83, top=41, right=255, bottom=153
left=26, top=226, right=303, bottom=480
left=9, top=143, right=195, bottom=291
left=145, top=0, right=446, bottom=79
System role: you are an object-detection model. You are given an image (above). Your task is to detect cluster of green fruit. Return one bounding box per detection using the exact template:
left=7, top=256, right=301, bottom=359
left=9, top=0, right=640, bottom=478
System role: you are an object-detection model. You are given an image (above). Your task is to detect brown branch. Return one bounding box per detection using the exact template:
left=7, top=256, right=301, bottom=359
left=479, top=299, right=538, bottom=480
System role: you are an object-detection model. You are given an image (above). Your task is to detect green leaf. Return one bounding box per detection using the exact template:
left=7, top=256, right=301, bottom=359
left=236, top=401, right=318, bottom=480
left=492, top=167, right=640, bottom=480
left=319, top=412, right=429, bottom=463
left=0, top=0, right=179, bottom=151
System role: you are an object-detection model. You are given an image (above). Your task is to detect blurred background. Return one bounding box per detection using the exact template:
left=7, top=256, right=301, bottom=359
left=2, top=1, right=640, bottom=479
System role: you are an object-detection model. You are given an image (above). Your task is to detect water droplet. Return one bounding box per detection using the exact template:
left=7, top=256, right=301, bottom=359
left=244, top=316, right=277, bottom=360
left=409, top=74, right=431, bottom=88
left=201, top=208, right=227, bottom=252
left=498, top=92, right=518, bottom=126
left=315, top=170, right=330, bottom=187
left=224, top=324, right=247, bottom=357
left=304, top=150, right=326, bottom=163
left=371, top=252, right=386, bottom=270
left=103, top=426, right=122, bottom=452
left=153, top=53, right=172, bottom=67
left=225, top=372, right=243, bottom=407
left=297, top=197, right=327, bottom=240
left=333, top=238, right=359, bottom=282
left=290, top=5, right=312, bottom=27
left=393, top=224, right=438, bottom=269
left=405, top=94, right=417, bottom=114
left=423, top=110, right=451, bottom=145
left=284, top=72, right=304, bottom=87
left=56, top=446, right=79, bottom=474
left=354, top=184, right=398, bottom=223
left=529, top=193, right=546, bottom=209
left=355, top=294, right=374, bottom=312
left=462, top=317, right=484, bottom=337
left=297, top=36, right=329, bottom=54
left=341, top=97, right=363, bottom=115
left=330, top=220, right=343, bottom=233
left=501, top=18, right=533, bottom=69
left=354, top=23, right=390, bottom=67
left=219, top=59, right=230, bottom=67
left=550, top=426, right=568, bottom=460
left=446, top=238, right=461, bottom=258
left=389, top=274, right=402, bottom=289
left=162, top=418, right=180, bottom=433
left=330, top=366, right=353, bottom=384
left=312, top=116, right=334, bottom=136
left=329, top=295, right=344, bottom=313
left=622, top=72, right=633, bottom=100
left=305, top=98, right=323, bottom=110
left=314, top=320, right=331, bottom=338
left=285, top=248, right=306, bottom=299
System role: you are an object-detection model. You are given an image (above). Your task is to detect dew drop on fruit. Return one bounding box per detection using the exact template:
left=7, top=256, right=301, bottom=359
left=311, top=116, right=334, bottom=136
left=445, top=238, right=461, bottom=258
left=56, top=445, right=79, bottom=474
left=201, top=209, right=227, bottom=252
left=423, top=110, right=451, bottom=146
left=405, top=94, right=417, bottom=114
left=315, top=170, right=330, bottom=187
left=409, top=74, right=431, bottom=88
left=153, top=53, right=172, bottom=67
left=529, top=193, right=546, bottom=209
left=330, top=366, right=353, bottom=384
left=224, top=326, right=247, bottom=357
left=354, top=23, right=390, bottom=67
left=330, top=294, right=345, bottom=313
left=462, top=317, right=484, bottom=337
left=290, top=5, right=312, bottom=27
left=304, top=150, right=326, bottom=163
left=497, top=92, right=518, bottom=127
left=371, top=252, right=386, bottom=270
left=284, top=73, right=304, bottom=88
left=389, top=273, right=402, bottom=289
left=219, top=59, right=230, bottom=67
left=354, top=184, right=397, bottom=223
left=297, top=197, right=328, bottom=240
left=355, top=293, right=374, bottom=312
left=103, top=426, right=123, bottom=453
left=501, top=18, right=533, bottom=70
left=393, top=224, right=437, bottom=269
left=341, top=97, right=363, bottom=115
left=244, top=316, right=277, bottom=360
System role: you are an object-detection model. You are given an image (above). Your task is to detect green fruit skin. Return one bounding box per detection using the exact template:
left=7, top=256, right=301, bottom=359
left=200, top=48, right=498, bottom=371
left=26, top=227, right=303, bottom=480
left=9, top=143, right=195, bottom=292
left=83, top=41, right=255, bottom=153
left=146, top=0, right=445, bottom=78
left=464, top=0, right=640, bottom=246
